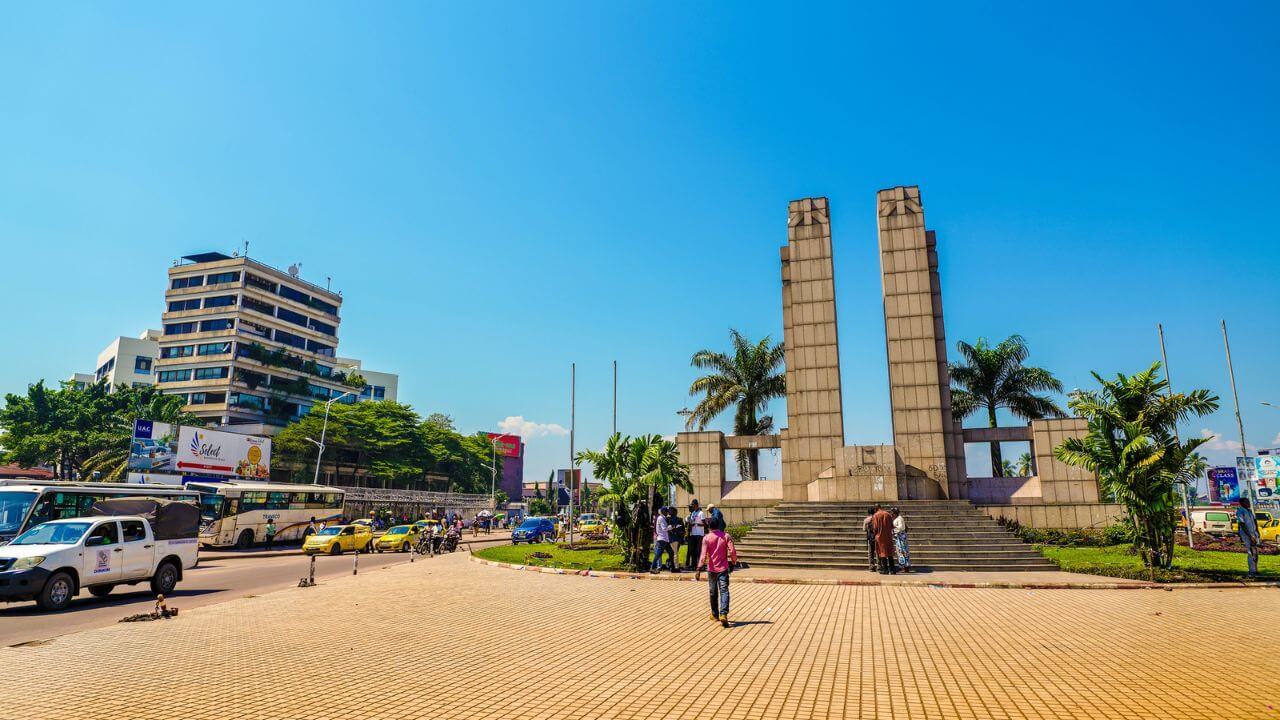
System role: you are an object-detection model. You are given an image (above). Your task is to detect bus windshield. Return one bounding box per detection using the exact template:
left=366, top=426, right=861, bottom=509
left=199, top=494, right=225, bottom=523
left=0, top=491, right=37, bottom=535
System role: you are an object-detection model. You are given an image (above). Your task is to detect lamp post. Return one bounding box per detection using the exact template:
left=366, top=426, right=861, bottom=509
left=488, top=433, right=516, bottom=507
left=307, top=390, right=357, bottom=486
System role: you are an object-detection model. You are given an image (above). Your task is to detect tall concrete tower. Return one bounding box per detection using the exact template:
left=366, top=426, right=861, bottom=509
left=779, top=197, right=845, bottom=501
left=875, top=186, right=967, bottom=498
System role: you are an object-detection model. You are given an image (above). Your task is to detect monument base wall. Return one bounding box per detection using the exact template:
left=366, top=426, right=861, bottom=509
left=976, top=503, right=1124, bottom=529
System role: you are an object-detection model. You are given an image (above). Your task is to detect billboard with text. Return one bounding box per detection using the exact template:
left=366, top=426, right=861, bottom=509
left=1208, top=466, right=1240, bottom=504
left=486, top=433, right=522, bottom=458
left=131, top=420, right=271, bottom=479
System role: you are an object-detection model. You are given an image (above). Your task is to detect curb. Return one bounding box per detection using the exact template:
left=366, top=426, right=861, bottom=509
left=468, top=554, right=1280, bottom=591
left=204, top=537, right=512, bottom=562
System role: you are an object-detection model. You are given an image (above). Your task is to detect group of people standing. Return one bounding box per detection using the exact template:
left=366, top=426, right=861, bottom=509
left=651, top=499, right=724, bottom=574
left=863, top=505, right=911, bottom=574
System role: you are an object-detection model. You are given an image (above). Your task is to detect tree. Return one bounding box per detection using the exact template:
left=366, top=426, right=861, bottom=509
left=1000, top=459, right=1017, bottom=477
left=686, top=329, right=785, bottom=480
left=425, top=413, right=456, bottom=431
left=950, top=335, right=1064, bottom=477
left=577, top=433, right=691, bottom=569
left=493, top=489, right=509, bottom=508
left=80, top=384, right=204, bottom=481
left=1054, top=363, right=1218, bottom=569
left=1015, top=452, right=1034, bottom=477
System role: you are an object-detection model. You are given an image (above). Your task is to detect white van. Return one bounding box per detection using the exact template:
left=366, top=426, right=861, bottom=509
left=1190, top=509, right=1233, bottom=536
left=0, top=514, right=199, bottom=611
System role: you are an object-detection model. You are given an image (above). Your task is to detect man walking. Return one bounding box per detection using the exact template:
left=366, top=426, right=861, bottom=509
left=1237, top=497, right=1261, bottom=578
left=685, top=500, right=706, bottom=571
left=862, top=507, right=878, bottom=572
left=264, top=519, right=277, bottom=551
left=696, top=516, right=738, bottom=628
left=651, top=507, right=675, bottom=574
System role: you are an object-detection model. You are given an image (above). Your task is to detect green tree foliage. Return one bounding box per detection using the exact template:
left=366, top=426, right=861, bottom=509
left=577, top=433, right=691, bottom=570
left=273, top=401, right=498, bottom=493
left=686, top=329, right=785, bottom=480
left=950, top=335, right=1064, bottom=477
left=1054, top=363, right=1218, bottom=569
left=0, top=380, right=201, bottom=480
left=493, top=489, right=509, bottom=508
left=529, top=497, right=552, bottom=516
left=1015, top=452, right=1034, bottom=477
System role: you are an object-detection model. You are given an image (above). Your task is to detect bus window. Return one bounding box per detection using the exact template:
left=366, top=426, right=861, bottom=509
left=199, top=494, right=226, bottom=523
left=289, top=492, right=308, bottom=509
left=267, top=492, right=290, bottom=510
left=241, top=492, right=267, bottom=511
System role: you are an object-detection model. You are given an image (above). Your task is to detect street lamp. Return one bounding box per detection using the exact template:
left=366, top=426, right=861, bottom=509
left=1263, top=402, right=1279, bottom=410
left=308, top=390, right=357, bottom=486
left=488, top=433, right=516, bottom=507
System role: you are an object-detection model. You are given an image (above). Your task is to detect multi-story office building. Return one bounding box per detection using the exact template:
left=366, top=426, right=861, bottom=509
left=67, top=330, right=161, bottom=390
left=335, top=357, right=398, bottom=403
left=156, top=252, right=358, bottom=430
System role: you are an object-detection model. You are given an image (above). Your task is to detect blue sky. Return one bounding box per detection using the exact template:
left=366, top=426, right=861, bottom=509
left=1, top=3, right=1277, bottom=485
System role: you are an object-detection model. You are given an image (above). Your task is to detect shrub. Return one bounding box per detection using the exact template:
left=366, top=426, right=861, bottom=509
left=726, top=523, right=753, bottom=542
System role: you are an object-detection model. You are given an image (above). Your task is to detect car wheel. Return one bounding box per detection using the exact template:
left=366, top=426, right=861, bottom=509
left=38, top=571, right=76, bottom=611
left=88, top=584, right=114, bottom=598
left=330, top=543, right=343, bottom=556
left=236, top=530, right=254, bottom=550
left=150, top=561, right=179, bottom=595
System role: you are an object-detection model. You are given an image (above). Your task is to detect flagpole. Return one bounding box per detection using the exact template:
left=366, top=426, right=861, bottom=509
left=1159, top=323, right=1194, bottom=549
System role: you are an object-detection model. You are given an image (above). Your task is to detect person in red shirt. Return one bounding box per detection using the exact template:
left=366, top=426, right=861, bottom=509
left=871, top=506, right=897, bottom=574
left=695, top=516, right=738, bottom=627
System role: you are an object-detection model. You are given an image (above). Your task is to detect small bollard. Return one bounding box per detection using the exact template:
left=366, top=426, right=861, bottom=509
left=353, top=547, right=359, bottom=575
left=298, top=554, right=317, bottom=587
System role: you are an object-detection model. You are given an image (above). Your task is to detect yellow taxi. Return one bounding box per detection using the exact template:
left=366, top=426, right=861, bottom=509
left=1230, top=511, right=1274, bottom=534
left=375, top=524, right=419, bottom=552
left=577, top=513, right=606, bottom=535
left=302, top=524, right=374, bottom=555
left=1260, top=518, right=1280, bottom=543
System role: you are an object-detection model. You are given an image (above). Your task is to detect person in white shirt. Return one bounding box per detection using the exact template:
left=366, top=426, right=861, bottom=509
left=891, top=507, right=911, bottom=572
left=685, top=500, right=706, bottom=571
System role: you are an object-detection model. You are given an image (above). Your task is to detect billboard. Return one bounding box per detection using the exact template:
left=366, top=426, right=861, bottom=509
left=177, top=426, right=270, bottom=478
left=131, top=420, right=271, bottom=479
left=486, top=433, right=522, bottom=458
left=1251, top=454, right=1277, bottom=501
left=1208, top=467, right=1240, bottom=504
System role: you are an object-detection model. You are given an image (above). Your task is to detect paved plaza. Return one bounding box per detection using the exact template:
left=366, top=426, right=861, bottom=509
left=1, top=552, right=1277, bottom=720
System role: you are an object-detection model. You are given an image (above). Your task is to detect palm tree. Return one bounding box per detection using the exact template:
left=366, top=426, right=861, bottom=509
left=577, top=433, right=691, bottom=570
left=1000, top=459, right=1017, bottom=477
left=1015, top=452, right=1034, bottom=477
left=80, top=384, right=203, bottom=481
left=1054, top=363, right=1218, bottom=569
left=950, top=335, right=1064, bottom=477
left=686, top=329, right=785, bottom=480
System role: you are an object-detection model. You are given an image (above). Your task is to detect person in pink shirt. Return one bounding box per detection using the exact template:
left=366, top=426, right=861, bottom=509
left=695, top=516, right=738, bottom=627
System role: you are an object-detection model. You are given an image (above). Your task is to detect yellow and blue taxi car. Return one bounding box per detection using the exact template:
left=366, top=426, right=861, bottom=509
left=375, top=524, right=420, bottom=552
left=302, top=524, right=374, bottom=555
left=577, top=513, right=606, bottom=536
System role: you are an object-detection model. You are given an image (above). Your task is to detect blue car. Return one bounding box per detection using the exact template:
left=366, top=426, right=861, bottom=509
left=511, top=517, right=555, bottom=544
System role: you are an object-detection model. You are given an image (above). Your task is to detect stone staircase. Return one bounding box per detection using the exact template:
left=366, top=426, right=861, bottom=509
left=736, top=501, right=1057, bottom=572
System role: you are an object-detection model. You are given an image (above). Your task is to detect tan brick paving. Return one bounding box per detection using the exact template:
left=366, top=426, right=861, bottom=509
left=1, top=552, right=1277, bottom=719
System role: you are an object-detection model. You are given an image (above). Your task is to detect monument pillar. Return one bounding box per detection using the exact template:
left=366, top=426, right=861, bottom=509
left=876, top=186, right=967, bottom=498
left=779, top=197, right=845, bottom=502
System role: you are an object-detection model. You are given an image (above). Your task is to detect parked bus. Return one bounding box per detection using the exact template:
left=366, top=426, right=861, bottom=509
left=0, top=479, right=198, bottom=545
left=186, top=480, right=344, bottom=549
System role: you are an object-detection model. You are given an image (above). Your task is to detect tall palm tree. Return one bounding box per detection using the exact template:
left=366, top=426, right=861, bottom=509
left=578, top=433, right=691, bottom=570
left=1015, top=452, right=1034, bottom=477
left=80, top=384, right=203, bottom=481
left=950, top=335, right=1064, bottom=477
left=686, top=329, right=785, bottom=480
left=1055, top=363, right=1218, bottom=569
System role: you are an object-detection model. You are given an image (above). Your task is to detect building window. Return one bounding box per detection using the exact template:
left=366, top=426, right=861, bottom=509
left=94, top=357, right=116, bottom=382
left=199, top=319, right=235, bottom=332
left=245, top=273, right=277, bottom=293
left=193, top=366, right=229, bottom=381
left=306, top=340, right=334, bottom=357
left=308, top=319, right=336, bottom=336
left=189, top=391, right=227, bottom=405
left=373, top=386, right=386, bottom=400
left=203, top=295, right=237, bottom=309
left=241, top=320, right=271, bottom=338
left=170, top=276, right=204, bottom=290
left=278, top=285, right=310, bottom=305
left=308, top=297, right=338, bottom=316
left=206, top=271, right=241, bottom=286
left=274, top=329, right=307, bottom=350
left=131, top=382, right=150, bottom=388
left=134, top=357, right=152, bottom=374
left=243, top=296, right=275, bottom=316
left=167, top=299, right=201, bottom=312
left=230, top=392, right=265, bottom=410
left=197, top=342, right=233, bottom=356
left=160, top=345, right=194, bottom=359
left=164, top=322, right=196, bottom=335
left=157, top=369, right=192, bottom=383
left=276, top=307, right=309, bottom=327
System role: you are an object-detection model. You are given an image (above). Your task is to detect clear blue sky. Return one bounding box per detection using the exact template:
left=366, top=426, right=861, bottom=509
left=2, top=3, right=1277, bottom=485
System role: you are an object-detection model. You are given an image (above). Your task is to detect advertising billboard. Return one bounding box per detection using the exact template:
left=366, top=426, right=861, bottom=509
left=485, top=433, right=522, bottom=458
left=177, top=426, right=271, bottom=478
left=131, top=420, right=271, bottom=479
left=1252, top=454, right=1277, bottom=500
left=1208, top=467, right=1240, bottom=504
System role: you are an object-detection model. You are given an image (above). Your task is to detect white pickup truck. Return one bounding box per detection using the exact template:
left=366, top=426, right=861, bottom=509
left=0, top=515, right=199, bottom=611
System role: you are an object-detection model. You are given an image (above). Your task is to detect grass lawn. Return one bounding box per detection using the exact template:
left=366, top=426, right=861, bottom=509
left=1039, top=544, right=1280, bottom=583
left=474, top=542, right=704, bottom=572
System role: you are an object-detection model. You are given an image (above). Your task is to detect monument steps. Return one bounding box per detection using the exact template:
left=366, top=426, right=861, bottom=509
left=736, top=501, right=1057, bottom=572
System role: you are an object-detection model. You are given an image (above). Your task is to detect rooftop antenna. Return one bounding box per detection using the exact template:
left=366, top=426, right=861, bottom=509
left=244, top=239, right=249, bottom=259
left=326, top=276, right=332, bottom=291
left=288, top=263, right=301, bottom=278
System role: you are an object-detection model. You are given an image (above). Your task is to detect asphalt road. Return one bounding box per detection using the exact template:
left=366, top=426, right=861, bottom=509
left=0, top=538, right=507, bottom=647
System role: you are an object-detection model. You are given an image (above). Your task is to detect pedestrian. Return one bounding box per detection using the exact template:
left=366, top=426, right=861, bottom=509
left=891, top=507, right=911, bottom=572
left=264, top=519, right=277, bottom=551
left=707, top=503, right=724, bottom=529
left=305, top=517, right=318, bottom=538
left=695, top=515, right=738, bottom=628
left=650, top=507, right=676, bottom=574
left=871, top=505, right=897, bottom=574
left=667, top=507, right=686, bottom=572
left=862, top=507, right=878, bottom=572
left=685, top=500, right=705, bottom=571
left=1237, top=497, right=1261, bottom=578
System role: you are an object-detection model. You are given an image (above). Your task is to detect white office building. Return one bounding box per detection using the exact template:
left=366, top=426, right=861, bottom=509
left=69, top=330, right=162, bottom=390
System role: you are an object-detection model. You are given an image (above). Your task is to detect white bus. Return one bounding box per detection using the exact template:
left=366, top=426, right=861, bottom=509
left=186, top=480, right=345, bottom=548
left=0, top=480, right=199, bottom=545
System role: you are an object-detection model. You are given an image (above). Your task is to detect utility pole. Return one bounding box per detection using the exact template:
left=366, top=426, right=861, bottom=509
left=568, top=363, right=576, bottom=546
left=1159, top=323, right=1194, bottom=549
left=1221, top=320, right=1255, bottom=506
left=612, top=360, right=617, bottom=437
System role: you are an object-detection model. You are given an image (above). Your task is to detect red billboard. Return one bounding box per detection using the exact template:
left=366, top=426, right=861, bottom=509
left=486, top=433, right=522, bottom=458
